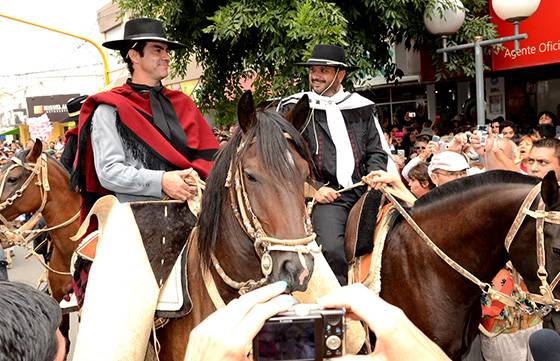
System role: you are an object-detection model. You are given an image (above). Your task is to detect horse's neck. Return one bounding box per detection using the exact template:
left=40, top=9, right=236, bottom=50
left=411, top=185, right=531, bottom=283
left=40, top=172, right=81, bottom=258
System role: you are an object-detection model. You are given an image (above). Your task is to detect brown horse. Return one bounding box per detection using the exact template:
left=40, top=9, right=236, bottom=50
left=347, top=170, right=560, bottom=360
left=0, top=140, right=80, bottom=343
left=156, top=91, right=316, bottom=360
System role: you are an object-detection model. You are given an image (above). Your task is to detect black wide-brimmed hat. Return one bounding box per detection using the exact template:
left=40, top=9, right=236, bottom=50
left=295, top=44, right=358, bottom=71
left=63, top=95, right=88, bottom=123
left=102, top=18, right=186, bottom=51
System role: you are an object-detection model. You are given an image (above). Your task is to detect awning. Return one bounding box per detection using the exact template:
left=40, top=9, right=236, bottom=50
left=0, top=127, right=20, bottom=136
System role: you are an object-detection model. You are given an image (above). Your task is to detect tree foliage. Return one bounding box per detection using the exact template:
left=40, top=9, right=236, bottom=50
left=116, top=0, right=497, bottom=125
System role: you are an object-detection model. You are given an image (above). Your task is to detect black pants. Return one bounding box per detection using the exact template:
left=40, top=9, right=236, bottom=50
left=312, top=189, right=362, bottom=285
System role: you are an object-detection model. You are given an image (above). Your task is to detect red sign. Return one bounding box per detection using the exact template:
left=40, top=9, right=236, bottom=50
left=491, top=0, right=560, bottom=71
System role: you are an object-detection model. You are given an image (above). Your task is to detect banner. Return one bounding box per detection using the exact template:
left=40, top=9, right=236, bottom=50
left=491, top=0, right=560, bottom=71
left=27, top=113, right=52, bottom=141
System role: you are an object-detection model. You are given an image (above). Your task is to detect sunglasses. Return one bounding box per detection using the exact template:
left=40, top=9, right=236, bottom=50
left=415, top=146, right=426, bottom=150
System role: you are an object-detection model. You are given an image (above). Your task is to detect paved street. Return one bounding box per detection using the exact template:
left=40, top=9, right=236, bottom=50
left=6, top=245, right=78, bottom=359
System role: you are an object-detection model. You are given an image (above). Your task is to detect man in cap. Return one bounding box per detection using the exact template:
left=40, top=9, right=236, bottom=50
left=427, top=151, right=470, bottom=186
left=72, top=18, right=218, bottom=211
left=277, top=44, right=388, bottom=284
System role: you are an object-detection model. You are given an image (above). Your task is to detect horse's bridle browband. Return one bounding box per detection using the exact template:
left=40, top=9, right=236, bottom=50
left=0, top=154, right=78, bottom=275
left=213, top=137, right=319, bottom=294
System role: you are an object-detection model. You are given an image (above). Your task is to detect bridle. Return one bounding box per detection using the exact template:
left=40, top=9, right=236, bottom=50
left=505, top=183, right=560, bottom=311
left=380, top=181, right=560, bottom=313
left=0, top=154, right=79, bottom=251
left=210, top=135, right=319, bottom=295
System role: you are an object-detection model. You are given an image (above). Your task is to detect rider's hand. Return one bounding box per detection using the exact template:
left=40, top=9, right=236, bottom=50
left=162, top=169, right=197, bottom=201
left=362, top=170, right=401, bottom=191
left=318, top=284, right=451, bottom=361
left=185, top=281, right=297, bottom=361
left=314, top=186, right=339, bottom=204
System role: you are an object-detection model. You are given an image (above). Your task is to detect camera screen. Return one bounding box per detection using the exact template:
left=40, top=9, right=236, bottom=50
left=255, top=319, right=316, bottom=361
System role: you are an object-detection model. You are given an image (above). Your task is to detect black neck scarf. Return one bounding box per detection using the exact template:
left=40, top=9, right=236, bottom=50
left=127, top=79, right=191, bottom=159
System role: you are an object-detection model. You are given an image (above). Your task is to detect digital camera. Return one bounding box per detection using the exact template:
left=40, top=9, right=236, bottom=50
left=253, top=304, right=345, bottom=361
left=477, top=125, right=489, bottom=146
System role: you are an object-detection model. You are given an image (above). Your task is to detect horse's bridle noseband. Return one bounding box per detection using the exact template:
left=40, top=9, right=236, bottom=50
left=212, top=137, right=320, bottom=295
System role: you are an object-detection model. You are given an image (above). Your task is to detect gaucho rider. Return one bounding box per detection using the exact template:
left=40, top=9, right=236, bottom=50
left=70, top=17, right=219, bottom=306
left=278, top=45, right=388, bottom=285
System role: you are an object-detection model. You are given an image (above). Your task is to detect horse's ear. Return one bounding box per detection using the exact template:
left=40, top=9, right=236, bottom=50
left=285, top=94, right=310, bottom=132
left=541, top=170, right=560, bottom=210
left=25, top=139, right=42, bottom=163
left=237, top=90, right=257, bottom=134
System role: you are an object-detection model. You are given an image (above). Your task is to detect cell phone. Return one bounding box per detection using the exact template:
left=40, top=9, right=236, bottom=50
left=431, top=135, right=440, bottom=142
left=253, top=305, right=345, bottom=361
left=397, top=149, right=406, bottom=160
left=476, top=125, right=488, bottom=146
left=406, top=112, right=416, bottom=118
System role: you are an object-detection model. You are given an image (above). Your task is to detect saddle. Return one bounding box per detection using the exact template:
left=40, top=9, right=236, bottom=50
left=72, top=196, right=196, bottom=361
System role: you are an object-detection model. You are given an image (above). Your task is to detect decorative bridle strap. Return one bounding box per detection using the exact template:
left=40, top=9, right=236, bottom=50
left=381, top=187, right=519, bottom=308
left=504, top=184, right=541, bottom=252
left=211, top=137, right=319, bottom=294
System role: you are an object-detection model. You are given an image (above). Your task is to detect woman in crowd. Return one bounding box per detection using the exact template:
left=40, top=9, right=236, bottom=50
left=515, top=135, right=533, bottom=174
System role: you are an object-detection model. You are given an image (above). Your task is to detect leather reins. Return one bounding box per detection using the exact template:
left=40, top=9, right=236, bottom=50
left=380, top=181, right=560, bottom=312
left=211, top=136, right=320, bottom=295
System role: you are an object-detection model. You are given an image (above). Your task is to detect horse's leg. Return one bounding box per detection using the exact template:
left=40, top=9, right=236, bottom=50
left=47, top=249, right=73, bottom=350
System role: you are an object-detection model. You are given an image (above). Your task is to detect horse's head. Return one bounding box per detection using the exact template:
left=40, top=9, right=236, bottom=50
left=198, top=91, right=315, bottom=294
left=0, top=139, right=44, bottom=220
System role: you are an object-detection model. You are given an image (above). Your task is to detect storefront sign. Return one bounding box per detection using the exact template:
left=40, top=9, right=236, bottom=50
left=491, top=0, right=560, bottom=71
left=26, top=94, right=79, bottom=122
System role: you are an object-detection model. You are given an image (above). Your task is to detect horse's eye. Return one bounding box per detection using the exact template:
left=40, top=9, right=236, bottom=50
left=6, top=176, right=17, bottom=184
left=244, top=171, right=258, bottom=183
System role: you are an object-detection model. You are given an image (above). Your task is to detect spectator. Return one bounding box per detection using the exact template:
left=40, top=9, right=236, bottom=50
left=515, top=135, right=533, bottom=174
left=0, top=281, right=65, bottom=361
left=490, top=117, right=503, bottom=135
left=427, top=151, right=469, bottom=186
left=537, top=111, right=558, bottom=126
left=528, top=138, right=560, bottom=180
left=500, top=121, right=515, bottom=140
left=407, top=162, right=435, bottom=197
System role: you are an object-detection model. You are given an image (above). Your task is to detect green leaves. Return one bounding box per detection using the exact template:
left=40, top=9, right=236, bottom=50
left=115, top=0, right=497, bottom=125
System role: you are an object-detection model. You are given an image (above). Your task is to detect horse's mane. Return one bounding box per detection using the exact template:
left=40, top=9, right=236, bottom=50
left=197, top=109, right=312, bottom=269
left=414, top=170, right=540, bottom=209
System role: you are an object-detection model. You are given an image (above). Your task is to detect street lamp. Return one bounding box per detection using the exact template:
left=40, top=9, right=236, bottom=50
left=424, top=0, right=540, bottom=126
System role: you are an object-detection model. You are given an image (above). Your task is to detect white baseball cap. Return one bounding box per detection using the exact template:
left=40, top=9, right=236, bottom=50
left=428, top=151, right=470, bottom=176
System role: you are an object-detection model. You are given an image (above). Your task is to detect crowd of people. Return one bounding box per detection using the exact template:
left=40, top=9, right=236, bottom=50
left=2, top=15, right=560, bottom=361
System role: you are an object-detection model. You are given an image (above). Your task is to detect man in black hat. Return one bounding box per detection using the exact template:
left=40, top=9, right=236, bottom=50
left=72, top=17, right=218, bottom=210
left=70, top=18, right=219, bottom=308
left=278, top=44, right=388, bottom=284
left=60, top=95, right=87, bottom=173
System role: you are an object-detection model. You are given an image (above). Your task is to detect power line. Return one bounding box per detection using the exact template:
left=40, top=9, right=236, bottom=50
left=0, top=63, right=103, bottom=77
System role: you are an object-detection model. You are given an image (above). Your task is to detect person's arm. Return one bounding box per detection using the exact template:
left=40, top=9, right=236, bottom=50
left=319, top=284, right=451, bottom=361
left=401, top=156, right=423, bottom=182
left=363, top=170, right=416, bottom=206
left=364, top=113, right=389, bottom=173
left=185, top=281, right=296, bottom=361
left=91, top=105, right=197, bottom=201
left=91, top=105, right=165, bottom=198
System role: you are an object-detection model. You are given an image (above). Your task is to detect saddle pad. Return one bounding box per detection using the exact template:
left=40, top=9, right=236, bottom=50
left=355, top=190, right=383, bottom=257
left=351, top=205, right=399, bottom=289
left=129, top=200, right=197, bottom=288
